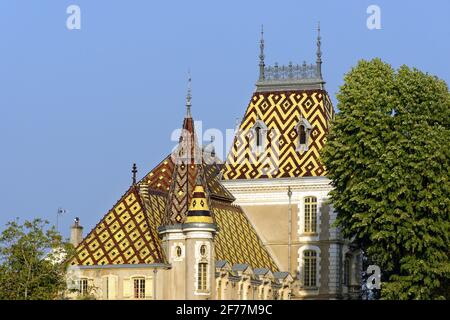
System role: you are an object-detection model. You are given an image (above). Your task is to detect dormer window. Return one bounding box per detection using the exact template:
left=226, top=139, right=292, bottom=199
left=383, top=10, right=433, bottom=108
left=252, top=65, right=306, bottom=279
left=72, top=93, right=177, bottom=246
left=252, top=117, right=268, bottom=150
left=255, top=126, right=262, bottom=146
left=295, top=116, right=312, bottom=153
left=298, top=124, right=307, bottom=144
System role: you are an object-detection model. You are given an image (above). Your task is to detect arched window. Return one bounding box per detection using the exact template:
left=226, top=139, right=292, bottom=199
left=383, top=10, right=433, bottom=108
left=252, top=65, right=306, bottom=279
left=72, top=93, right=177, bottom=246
left=343, top=257, right=350, bottom=286
left=198, top=263, right=208, bottom=291
left=298, top=124, right=307, bottom=144
left=252, top=118, right=268, bottom=149
left=303, top=250, right=317, bottom=287
left=304, top=196, right=317, bottom=233
left=295, top=117, right=312, bottom=152
left=255, top=126, right=262, bottom=146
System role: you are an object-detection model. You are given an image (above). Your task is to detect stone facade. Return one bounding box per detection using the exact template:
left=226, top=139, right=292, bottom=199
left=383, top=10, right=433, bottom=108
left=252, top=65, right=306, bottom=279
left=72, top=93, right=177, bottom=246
left=221, top=177, right=361, bottom=299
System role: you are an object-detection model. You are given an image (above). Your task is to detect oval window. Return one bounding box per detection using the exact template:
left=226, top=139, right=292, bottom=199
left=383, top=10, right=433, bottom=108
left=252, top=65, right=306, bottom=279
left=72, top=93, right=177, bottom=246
left=176, top=246, right=182, bottom=257
left=200, top=245, right=207, bottom=256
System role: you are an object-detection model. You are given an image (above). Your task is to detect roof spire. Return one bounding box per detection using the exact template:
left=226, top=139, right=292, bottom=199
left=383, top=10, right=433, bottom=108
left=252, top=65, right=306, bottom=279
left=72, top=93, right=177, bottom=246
left=186, top=71, right=192, bottom=118
left=259, top=24, right=265, bottom=81
left=162, top=93, right=202, bottom=226
left=316, top=22, right=322, bottom=79
left=132, top=163, right=137, bottom=185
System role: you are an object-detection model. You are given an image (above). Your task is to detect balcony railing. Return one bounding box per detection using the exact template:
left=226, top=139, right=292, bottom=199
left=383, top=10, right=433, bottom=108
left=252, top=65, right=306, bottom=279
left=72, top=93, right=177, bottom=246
left=261, top=62, right=321, bottom=82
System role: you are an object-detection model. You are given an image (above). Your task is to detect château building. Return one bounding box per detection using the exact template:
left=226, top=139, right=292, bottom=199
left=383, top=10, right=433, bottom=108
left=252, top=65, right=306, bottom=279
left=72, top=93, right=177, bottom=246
left=67, top=26, right=362, bottom=300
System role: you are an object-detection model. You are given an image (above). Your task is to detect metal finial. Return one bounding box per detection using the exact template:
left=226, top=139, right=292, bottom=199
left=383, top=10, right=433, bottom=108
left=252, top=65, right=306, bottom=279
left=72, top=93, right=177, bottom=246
left=186, top=71, right=192, bottom=118
left=259, top=24, right=265, bottom=81
left=132, top=163, right=137, bottom=185
left=316, top=22, right=322, bottom=78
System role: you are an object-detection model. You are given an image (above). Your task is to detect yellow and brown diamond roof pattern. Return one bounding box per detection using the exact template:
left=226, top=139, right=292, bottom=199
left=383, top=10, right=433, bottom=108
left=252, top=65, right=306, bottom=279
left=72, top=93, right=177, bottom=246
left=70, top=186, right=165, bottom=266
left=72, top=172, right=278, bottom=270
left=212, top=200, right=278, bottom=271
left=222, top=90, right=335, bottom=179
left=72, top=107, right=278, bottom=269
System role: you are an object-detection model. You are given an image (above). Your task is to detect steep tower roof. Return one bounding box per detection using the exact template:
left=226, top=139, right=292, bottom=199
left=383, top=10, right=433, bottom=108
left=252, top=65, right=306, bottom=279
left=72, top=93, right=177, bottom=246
left=162, top=77, right=208, bottom=225
left=222, top=26, right=335, bottom=180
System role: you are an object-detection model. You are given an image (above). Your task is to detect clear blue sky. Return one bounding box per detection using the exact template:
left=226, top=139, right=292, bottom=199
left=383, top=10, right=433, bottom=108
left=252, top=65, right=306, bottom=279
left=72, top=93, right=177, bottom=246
left=0, top=0, right=449, bottom=238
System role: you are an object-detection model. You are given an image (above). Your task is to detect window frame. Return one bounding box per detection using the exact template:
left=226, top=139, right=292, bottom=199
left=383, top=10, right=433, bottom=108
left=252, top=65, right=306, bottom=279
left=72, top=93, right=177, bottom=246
left=298, top=124, right=307, bottom=144
left=197, top=262, right=208, bottom=292
left=252, top=119, right=268, bottom=150
left=79, top=278, right=89, bottom=295
left=133, top=277, right=146, bottom=299
left=304, top=196, right=318, bottom=234
left=303, top=250, right=317, bottom=288
left=255, top=126, right=262, bottom=147
left=295, top=117, right=312, bottom=152
left=176, top=246, right=182, bottom=258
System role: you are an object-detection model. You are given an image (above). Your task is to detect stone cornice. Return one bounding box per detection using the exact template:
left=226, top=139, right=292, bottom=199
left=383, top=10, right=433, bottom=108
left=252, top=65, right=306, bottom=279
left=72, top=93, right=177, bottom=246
left=222, top=176, right=332, bottom=191
left=221, top=177, right=333, bottom=204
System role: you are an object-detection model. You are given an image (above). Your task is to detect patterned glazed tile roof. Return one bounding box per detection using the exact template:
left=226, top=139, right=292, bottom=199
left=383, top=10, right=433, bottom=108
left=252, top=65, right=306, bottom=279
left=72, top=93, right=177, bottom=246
left=212, top=200, right=278, bottom=271
left=71, top=183, right=277, bottom=270
left=70, top=186, right=165, bottom=266
left=222, top=89, right=334, bottom=179
left=141, top=155, right=234, bottom=202
left=163, top=117, right=202, bottom=224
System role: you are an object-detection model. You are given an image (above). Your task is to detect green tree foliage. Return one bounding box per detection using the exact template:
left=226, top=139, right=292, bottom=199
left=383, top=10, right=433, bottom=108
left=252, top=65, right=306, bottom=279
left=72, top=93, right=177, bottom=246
left=322, top=59, right=450, bottom=299
left=0, top=218, right=74, bottom=300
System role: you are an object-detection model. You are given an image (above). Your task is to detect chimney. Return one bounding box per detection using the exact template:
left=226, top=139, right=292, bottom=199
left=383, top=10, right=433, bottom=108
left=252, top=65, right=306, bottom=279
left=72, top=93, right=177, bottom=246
left=70, top=217, right=83, bottom=247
